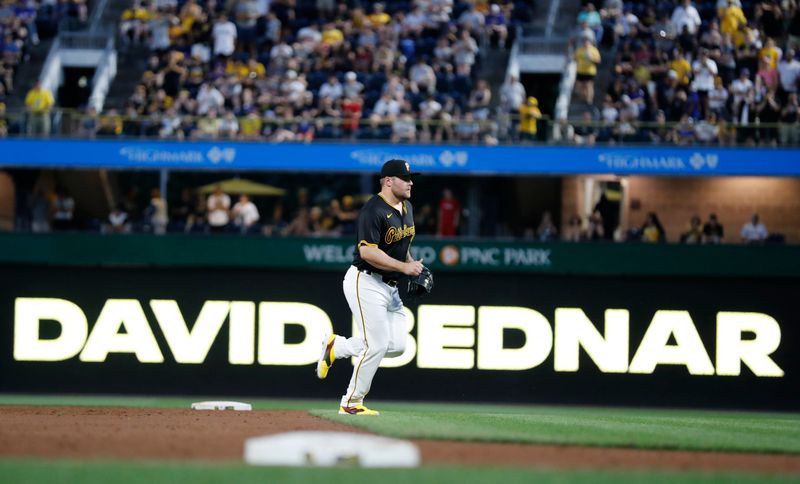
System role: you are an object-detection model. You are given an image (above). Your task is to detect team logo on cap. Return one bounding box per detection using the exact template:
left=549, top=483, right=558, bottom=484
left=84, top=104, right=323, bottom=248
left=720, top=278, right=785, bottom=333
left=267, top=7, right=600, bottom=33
left=405, top=162, right=410, bottom=172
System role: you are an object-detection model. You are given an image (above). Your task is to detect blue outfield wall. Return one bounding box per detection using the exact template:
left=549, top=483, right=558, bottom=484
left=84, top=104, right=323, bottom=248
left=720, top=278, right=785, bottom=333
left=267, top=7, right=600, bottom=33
left=2, top=138, right=800, bottom=176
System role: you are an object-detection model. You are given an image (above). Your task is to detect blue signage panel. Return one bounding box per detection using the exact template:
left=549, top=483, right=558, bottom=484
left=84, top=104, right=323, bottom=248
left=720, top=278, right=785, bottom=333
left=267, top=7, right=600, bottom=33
left=2, top=139, right=798, bottom=176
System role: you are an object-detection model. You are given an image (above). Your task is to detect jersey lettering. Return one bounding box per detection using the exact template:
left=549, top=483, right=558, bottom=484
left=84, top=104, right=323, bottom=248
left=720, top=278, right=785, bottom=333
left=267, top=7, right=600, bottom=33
left=385, top=225, right=415, bottom=245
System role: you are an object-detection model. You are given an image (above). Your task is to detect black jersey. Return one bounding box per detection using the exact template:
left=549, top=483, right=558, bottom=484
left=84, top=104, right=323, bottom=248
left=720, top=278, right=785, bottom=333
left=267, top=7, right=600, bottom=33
left=352, top=193, right=415, bottom=278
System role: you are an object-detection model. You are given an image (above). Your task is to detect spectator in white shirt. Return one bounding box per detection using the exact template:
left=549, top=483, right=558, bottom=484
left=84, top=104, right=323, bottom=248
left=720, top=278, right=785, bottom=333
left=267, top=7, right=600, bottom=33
left=232, top=194, right=260, bottom=233
left=741, top=213, right=768, bottom=244
left=777, top=49, right=800, bottom=95
left=207, top=185, right=231, bottom=233
left=692, top=49, right=718, bottom=117
left=457, top=4, right=484, bottom=34
left=196, top=83, right=225, bottom=115
left=671, top=0, right=702, bottom=35
left=212, top=15, right=237, bottom=58
left=500, top=74, right=525, bottom=113
left=730, top=68, right=753, bottom=114
left=343, top=71, right=364, bottom=99
left=319, top=75, right=344, bottom=101
left=409, top=58, right=436, bottom=95
left=372, top=93, right=401, bottom=119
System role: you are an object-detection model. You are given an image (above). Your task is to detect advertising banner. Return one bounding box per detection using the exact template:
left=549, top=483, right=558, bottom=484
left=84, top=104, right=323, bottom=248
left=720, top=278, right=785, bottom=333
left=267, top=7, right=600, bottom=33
left=1, top=139, right=799, bottom=176
left=1, top=265, right=796, bottom=410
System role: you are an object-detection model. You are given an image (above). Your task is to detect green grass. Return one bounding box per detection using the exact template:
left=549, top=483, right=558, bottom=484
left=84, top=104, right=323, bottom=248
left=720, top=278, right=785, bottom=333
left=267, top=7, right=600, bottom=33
left=3, top=394, right=800, bottom=454
left=312, top=403, right=800, bottom=454
left=0, top=459, right=797, bottom=484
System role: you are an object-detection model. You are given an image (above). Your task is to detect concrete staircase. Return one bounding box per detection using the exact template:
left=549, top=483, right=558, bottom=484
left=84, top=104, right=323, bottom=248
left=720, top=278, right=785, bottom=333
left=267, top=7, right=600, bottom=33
left=104, top=44, right=150, bottom=110
left=7, top=39, right=55, bottom=111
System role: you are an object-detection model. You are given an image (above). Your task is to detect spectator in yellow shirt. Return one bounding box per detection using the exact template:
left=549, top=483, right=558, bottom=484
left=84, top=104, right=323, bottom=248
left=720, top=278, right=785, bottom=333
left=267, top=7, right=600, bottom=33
left=321, top=23, right=344, bottom=46
left=518, top=96, right=542, bottom=141
left=759, top=38, right=779, bottom=70
left=367, top=3, right=391, bottom=26
left=25, top=81, right=54, bottom=136
left=719, top=0, right=746, bottom=36
left=575, top=37, right=601, bottom=103
left=670, top=50, right=691, bottom=85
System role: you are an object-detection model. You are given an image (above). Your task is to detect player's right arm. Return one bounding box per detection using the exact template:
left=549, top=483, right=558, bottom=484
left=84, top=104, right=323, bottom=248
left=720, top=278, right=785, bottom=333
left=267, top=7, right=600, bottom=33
left=359, top=245, right=423, bottom=276
left=357, top=208, right=423, bottom=276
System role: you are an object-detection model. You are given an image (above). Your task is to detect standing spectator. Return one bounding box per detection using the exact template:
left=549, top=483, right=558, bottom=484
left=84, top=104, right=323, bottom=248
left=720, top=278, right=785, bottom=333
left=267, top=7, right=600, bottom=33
left=575, top=37, right=601, bottom=104
left=319, top=75, right=344, bottom=101
left=777, top=49, right=800, bottom=100
left=518, top=96, right=541, bottom=141
left=577, top=3, right=603, bottom=45
left=51, top=186, right=75, bottom=231
left=453, top=29, right=479, bottom=76
left=212, top=14, right=237, bottom=59
left=780, top=92, right=800, bottom=145
left=730, top=68, right=753, bottom=114
left=437, top=188, right=461, bottom=237
left=468, top=80, right=492, bottom=120
left=563, top=214, right=584, bottom=242
left=709, top=76, right=729, bottom=118
left=231, top=194, right=260, bottom=234
left=692, top=49, right=718, bottom=118
left=500, top=74, right=525, bottom=135
left=206, top=184, right=231, bottom=233
left=741, top=213, right=768, bottom=244
left=25, top=81, right=54, bottom=136
left=719, top=0, right=747, bottom=38
left=671, top=0, right=702, bottom=35
left=144, top=188, right=168, bottom=235
left=703, top=213, right=725, bottom=243
left=572, top=111, right=598, bottom=145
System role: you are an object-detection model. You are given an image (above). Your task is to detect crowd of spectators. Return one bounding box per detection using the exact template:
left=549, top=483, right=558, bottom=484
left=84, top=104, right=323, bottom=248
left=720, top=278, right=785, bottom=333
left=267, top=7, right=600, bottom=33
left=568, top=0, right=800, bottom=146
left=537, top=209, right=781, bottom=244
left=109, top=0, right=532, bottom=143
left=16, top=182, right=472, bottom=239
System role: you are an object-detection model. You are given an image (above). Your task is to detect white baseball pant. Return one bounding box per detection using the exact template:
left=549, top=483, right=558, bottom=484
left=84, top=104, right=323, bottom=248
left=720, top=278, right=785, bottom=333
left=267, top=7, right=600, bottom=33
left=333, top=265, right=407, bottom=408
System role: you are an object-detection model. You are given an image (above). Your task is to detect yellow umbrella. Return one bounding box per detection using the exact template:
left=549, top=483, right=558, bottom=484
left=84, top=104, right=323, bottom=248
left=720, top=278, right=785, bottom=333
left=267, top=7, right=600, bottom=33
left=197, top=178, right=286, bottom=196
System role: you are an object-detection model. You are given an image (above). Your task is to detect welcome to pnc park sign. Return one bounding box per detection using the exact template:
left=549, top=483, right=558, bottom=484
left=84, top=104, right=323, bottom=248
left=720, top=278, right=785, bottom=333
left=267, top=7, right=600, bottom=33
left=12, top=297, right=783, bottom=378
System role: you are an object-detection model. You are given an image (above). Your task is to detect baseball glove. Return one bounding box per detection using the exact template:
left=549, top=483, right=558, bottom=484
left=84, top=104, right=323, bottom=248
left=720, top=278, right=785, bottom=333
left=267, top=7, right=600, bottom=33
left=406, top=266, right=434, bottom=300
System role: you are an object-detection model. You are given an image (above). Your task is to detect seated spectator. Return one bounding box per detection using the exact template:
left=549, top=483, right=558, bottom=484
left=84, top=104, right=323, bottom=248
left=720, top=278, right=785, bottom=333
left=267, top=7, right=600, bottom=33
left=485, top=3, right=509, bottom=48
left=640, top=212, right=666, bottom=243
left=703, top=213, right=725, bottom=243
left=232, top=194, right=260, bottom=234
left=587, top=210, right=604, bottom=241
left=741, top=213, right=768, bottom=244
left=536, top=211, right=558, bottom=241
left=453, top=29, right=479, bottom=76
left=780, top=92, right=800, bottom=145
left=468, top=80, right=492, bottom=120
left=563, top=214, right=584, bottom=242
left=680, top=215, right=704, bottom=243
left=391, top=112, right=417, bottom=142
left=107, top=203, right=130, bottom=234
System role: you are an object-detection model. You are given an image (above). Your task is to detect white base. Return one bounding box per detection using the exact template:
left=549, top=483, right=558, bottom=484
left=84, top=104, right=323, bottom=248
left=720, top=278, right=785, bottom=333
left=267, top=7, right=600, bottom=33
left=244, top=431, right=420, bottom=467
left=191, top=401, right=252, bottom=411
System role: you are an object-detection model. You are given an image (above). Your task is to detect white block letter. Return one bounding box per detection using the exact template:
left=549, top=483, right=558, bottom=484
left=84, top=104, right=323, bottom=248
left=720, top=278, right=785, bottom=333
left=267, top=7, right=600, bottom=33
left=417, top=305, right=475, bottom=369
left=80, top=299, right=164, bottom=363
left=629, top=310, right=714, bottom=375
left=477, top=306, right=552, bottom=370
left=716, top=312, right=783, bottom=377
left=14, top=298, right=88, bottom=362
left=554, top=308, right=629, bottom=373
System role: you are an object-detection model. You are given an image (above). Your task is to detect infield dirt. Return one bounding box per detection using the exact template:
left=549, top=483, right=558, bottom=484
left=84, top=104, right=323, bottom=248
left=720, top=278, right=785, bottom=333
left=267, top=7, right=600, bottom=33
left=1, top=406, right=798, bottom=474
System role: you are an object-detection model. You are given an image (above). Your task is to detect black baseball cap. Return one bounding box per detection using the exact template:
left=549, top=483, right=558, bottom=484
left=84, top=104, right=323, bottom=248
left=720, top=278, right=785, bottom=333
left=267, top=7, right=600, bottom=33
left=380, top=159, right=420, bottom=179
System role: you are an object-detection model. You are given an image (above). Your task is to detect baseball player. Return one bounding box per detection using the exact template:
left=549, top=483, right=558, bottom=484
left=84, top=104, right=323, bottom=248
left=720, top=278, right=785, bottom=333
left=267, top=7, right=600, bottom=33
left=316, top=159, right=424, bottom=416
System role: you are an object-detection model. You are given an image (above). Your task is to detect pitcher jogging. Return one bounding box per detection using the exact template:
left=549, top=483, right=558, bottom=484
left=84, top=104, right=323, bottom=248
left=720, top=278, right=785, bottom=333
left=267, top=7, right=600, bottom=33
left=316, top=159, right=424, bottom=416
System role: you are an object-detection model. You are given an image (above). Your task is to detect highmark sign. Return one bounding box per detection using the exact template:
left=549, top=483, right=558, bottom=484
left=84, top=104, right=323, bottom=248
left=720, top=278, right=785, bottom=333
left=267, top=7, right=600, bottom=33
left=1, top=139, right=799, bottom=176
left=13, top=297, right=783, bottom=378
left=301, top=242, right=553, bottom=271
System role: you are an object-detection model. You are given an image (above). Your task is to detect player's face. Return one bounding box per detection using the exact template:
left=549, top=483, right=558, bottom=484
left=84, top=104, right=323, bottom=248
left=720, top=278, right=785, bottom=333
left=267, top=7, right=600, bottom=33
left=391, top=176, right=413, bottom=200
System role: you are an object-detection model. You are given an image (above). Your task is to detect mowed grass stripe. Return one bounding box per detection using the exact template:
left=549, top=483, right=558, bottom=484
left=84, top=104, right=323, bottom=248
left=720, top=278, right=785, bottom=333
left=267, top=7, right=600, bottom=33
left=0, top=459, right=797, bottom=484
left=311, top=410, right=800, bottom=454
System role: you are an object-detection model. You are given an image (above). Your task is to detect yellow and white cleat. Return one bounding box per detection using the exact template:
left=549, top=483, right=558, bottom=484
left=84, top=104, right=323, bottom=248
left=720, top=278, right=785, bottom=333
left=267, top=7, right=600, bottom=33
left=339, top=405, right=380, bottom=416
left=316, top=334, right=336, bottom=380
